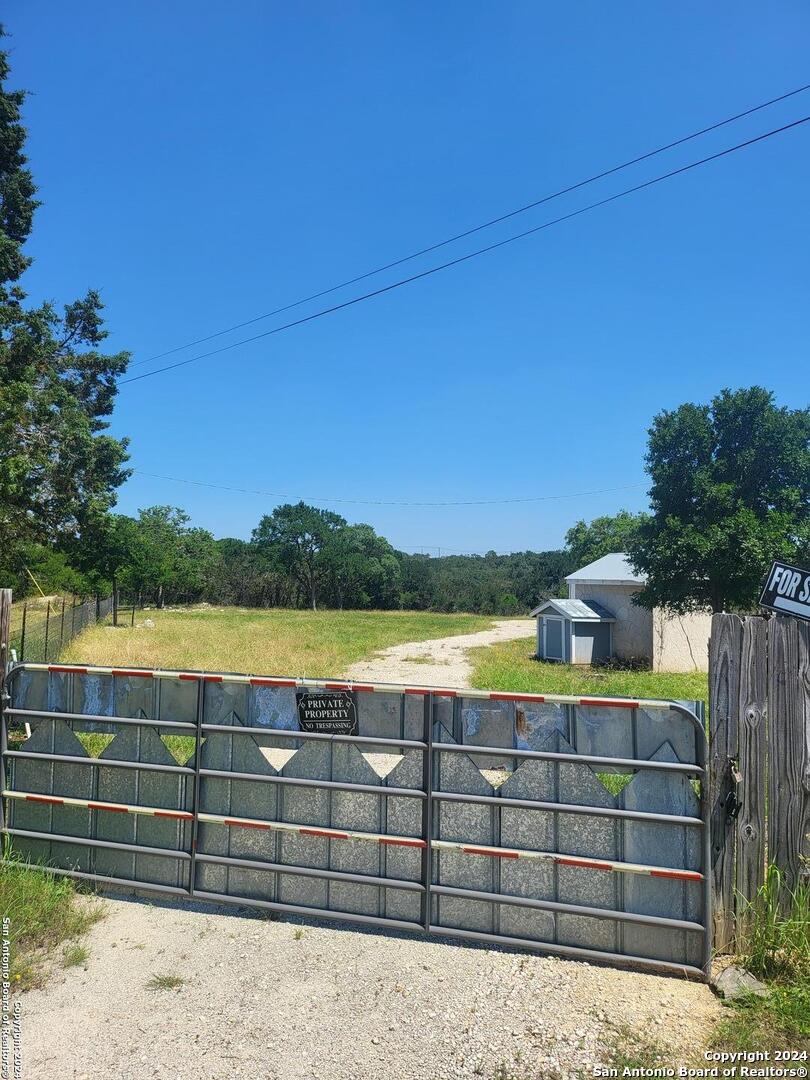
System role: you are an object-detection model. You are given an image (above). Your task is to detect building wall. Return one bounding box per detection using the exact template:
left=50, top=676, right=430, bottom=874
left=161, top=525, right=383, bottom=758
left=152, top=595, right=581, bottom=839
left=573, top=583, right=653, bottom=661
left=651, top=608, right=712, bottom=672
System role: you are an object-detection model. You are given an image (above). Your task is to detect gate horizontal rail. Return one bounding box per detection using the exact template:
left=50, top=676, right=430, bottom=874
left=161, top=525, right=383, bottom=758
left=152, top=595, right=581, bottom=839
left=1, top=661, right=711, bottom=979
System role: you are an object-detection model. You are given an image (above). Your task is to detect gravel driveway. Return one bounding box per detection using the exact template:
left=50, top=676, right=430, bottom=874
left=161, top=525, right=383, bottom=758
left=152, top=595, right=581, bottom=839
left=344, top=618, right=536, bottom=688
left=20, top=894, right=721, bottom=1080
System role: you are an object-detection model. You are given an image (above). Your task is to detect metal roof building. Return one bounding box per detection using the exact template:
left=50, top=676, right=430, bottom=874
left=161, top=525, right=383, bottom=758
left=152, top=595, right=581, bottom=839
left=565, top=552, right=645, bottom=588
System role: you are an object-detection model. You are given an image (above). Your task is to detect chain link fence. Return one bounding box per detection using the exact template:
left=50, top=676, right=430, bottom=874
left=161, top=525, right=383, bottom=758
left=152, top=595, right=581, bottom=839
left=7, top=595, right=128, bottom=663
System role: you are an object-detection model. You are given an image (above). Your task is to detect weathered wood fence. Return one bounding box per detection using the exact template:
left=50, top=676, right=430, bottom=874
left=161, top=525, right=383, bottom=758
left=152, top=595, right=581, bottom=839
left=709, top=612, right=810, bottom=950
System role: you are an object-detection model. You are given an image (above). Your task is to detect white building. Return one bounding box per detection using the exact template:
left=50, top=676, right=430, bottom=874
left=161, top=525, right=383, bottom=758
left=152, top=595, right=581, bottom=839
left=530, top=552, right=711, bottom=672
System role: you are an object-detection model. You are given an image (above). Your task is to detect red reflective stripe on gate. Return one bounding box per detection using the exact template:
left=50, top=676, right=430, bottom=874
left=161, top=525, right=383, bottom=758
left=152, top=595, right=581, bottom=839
left=48, top=666, right=87, bottom=674
left=224, top=819, right=271, bottom=830
left=650, top=868, right=703, bottom=882
left=579, top=698, right=639, bottom=709
left=556, top=857, right=612, bottom=872
left=462, top=846, right=518, bottom=859
left=112, top=669, right=152, bottom=678
left=178, top=673, right=200, bottom=681
left=351, top=685, right=374, bottom=693
left=379, top=837, right=426, bottom=848
left=300, top=828, right=349, bottom=840
left=154, top=810, right=194, bottom=821
left=435, top=690, right=457, bottom=698
left=25, top=794, right=64, bottom=806
left=325, top=682, right=350, bottom=690
left=250, top=678, right=297, bottom=688
left=490, top=692, right=545, bottom=703
left=88, top=802, right=129, bottom=813
left=404, top=688, right=428, bottom=695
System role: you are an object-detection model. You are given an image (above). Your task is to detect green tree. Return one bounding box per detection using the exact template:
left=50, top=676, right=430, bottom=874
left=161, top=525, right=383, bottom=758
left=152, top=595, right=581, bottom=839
left=628, top=387, right=810, bottom=613
left=118, top=507, right=217, bottom=607
left=565, top=510, right=647, bottom=568
left=323, top=523, right=401, bottom=609
left=251, top=502, right=346, bottom=610
left=68, top=513, right=141, bottom=620
left=0, top=29, right=130, bottom=567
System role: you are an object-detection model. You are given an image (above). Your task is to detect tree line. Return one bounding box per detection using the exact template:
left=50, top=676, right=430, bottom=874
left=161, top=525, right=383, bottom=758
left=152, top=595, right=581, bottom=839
left=1, top=34, right=808, bottom=617
left=1, top=501, right=581, bottom=614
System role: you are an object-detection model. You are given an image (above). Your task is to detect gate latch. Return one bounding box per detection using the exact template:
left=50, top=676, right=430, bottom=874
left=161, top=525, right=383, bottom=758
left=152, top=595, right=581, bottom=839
left=724, top=757, right=742, bottom=822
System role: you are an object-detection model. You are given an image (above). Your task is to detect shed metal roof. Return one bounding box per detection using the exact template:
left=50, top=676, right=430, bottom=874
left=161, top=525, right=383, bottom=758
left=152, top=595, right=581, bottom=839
left=529, top=598, right=616, bottom=621
left=565, top=552, right=645, bottom=585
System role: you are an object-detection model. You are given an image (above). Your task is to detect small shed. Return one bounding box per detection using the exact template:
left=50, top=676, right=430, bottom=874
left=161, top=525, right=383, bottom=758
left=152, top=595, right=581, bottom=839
left=529, top=598, right=616, bottom=664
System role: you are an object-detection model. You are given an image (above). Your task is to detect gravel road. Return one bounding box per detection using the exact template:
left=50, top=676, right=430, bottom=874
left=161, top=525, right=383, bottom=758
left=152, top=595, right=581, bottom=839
left=344, top=618, right=536, bottom=688
left=20, top=894, right=721, bottom=1080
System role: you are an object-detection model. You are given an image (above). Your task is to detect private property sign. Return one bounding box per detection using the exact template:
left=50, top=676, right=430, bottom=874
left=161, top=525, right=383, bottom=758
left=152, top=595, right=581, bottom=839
left=297, top=690, right=358, bottom=735
left=759, top=560, right=810, bottom=622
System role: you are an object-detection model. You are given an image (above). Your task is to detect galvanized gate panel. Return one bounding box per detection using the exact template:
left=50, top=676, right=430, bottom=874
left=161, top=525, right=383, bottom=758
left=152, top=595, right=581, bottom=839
left=1, top=663, right=710, bottom=978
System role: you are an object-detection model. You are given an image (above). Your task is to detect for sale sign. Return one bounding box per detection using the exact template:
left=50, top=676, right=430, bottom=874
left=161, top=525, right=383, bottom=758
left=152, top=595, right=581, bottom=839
left=759, top=560, right=810, bottom=622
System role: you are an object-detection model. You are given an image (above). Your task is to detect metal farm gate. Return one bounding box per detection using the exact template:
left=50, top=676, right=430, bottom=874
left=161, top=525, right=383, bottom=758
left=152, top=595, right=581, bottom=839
left=0, top=663, right=710, bottom=977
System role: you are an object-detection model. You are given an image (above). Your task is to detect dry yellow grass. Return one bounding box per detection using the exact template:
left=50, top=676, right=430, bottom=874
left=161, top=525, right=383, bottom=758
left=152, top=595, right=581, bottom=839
left=60, top=606, right=494, bottom=678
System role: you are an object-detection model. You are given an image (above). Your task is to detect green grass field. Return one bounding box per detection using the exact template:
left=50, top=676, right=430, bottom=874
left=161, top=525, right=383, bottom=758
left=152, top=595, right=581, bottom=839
left=61, top=606, right=495, bottom=678
left=470, top=636, right=708, bottom=701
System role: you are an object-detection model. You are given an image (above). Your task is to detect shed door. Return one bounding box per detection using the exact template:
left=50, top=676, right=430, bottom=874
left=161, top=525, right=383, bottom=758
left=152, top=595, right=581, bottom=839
left=545, top=617, right=563, bottom=660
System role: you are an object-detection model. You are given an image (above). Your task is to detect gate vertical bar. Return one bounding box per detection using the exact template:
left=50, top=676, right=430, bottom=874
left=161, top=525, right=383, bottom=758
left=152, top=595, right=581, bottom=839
left=188, top=677, right=205, bottom=897
left=43, top=602, right=50, bottom=663
left=19, top=603, right=26, bottom=663
left=421, top=692, right=433, bottom=931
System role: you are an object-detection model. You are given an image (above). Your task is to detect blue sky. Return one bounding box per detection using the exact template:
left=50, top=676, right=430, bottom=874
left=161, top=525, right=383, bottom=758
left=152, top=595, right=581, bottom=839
left=7, top=2, right=810, bottom=554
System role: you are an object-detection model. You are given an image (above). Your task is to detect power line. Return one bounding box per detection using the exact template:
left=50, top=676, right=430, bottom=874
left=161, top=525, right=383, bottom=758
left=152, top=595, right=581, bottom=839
left=121, top=114, right=810, bottom=387
left=132, top=468, right=646, bottom=508
left=129, top=82, right=810, bottom=369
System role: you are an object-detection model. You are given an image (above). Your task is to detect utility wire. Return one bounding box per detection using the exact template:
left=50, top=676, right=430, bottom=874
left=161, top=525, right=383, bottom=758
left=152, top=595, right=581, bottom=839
left=122, top=114, right=810, bottom=387
left=129, top=82, right=810, bottom=369
left=132, top=469, right=646, bottom=508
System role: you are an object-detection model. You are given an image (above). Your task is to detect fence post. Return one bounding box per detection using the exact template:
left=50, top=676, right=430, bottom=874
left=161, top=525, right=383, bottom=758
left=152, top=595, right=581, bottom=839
left=0, top=589, right=10, bottom=838
left=734, top=617, right=767, bottom=931
left=708, top=612, right=742, bottom=951
left=59, top=596, right=67, bottom=655
left=19, top=602, right=27, bottom=663
left=43, top=601, right=51, bottom=663
left=0, top=589, right=11, bottom=692
left=767, top=616, right=809, bottom=897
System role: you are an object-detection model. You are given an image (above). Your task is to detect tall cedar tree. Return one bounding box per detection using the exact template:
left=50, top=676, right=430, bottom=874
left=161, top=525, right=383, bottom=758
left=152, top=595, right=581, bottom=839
left=0, top=28, right=130, bottom=573
left=628, top=387, right=810, bottom=613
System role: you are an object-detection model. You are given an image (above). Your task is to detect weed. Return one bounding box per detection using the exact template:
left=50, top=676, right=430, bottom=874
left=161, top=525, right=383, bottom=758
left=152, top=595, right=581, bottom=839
left=737, top=865, right=810, bottom=984
left=0, top=859, right=104, bottom=990
left=146, top=973, right=185, bottom=991
left=711, top=985, right=809, bottom=1054
left=599, top=1025, right=672, bottom=1071
left=293, top=928, right=305, bottom=940
left=62, top=943, right=90, bottom=968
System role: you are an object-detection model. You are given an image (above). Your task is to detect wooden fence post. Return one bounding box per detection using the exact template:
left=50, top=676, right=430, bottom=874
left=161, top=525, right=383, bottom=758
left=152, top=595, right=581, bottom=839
left=0, top=589, right=11, bottom=837
left=708, top=612, right=743, bottom=950
left=0, top=588, right=11, bottom=695
left=768, top=616, right=810, bottom=896
left=734, top=617, right=767, bottom=929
